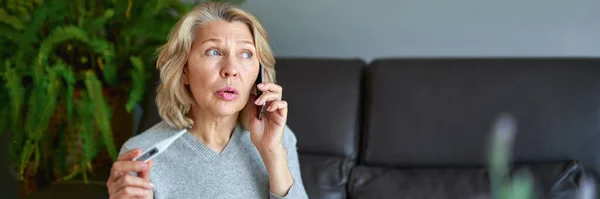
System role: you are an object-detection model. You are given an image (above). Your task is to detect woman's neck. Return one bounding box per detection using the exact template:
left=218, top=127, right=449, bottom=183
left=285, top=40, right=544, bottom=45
left=188, top=107, right=238, bottom=153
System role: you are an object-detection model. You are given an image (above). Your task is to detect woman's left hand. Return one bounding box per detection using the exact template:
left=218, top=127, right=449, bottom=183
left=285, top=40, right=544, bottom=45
left=247, top=82, right=288, bottom=156
left=247, top=82, right=295, bottom=196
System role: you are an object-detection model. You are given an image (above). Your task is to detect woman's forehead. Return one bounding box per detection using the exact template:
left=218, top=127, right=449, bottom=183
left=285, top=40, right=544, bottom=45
left=195, top=21, right=254, bottom=43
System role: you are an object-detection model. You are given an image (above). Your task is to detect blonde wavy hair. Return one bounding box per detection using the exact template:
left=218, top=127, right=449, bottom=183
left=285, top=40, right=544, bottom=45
left=155, top=2, right=276, bottom=130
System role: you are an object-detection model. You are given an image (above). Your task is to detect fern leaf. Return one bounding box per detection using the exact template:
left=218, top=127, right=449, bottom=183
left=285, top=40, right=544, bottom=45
left=155, top=0, right=169, bottom=13
left=65, top=70, right=75, bottom=128
left=84, top=71, right=118, bottom=160
left=15, top=0, right=30, bottom=19
left=121, top=16, right=173, bottom=42
left=18, top=140, right=34, bottom=179
left=25, top=63, right=61, bottom=142
left=24, top=69, right=45, bottom=141
left=126, top=56, right=145, bottom=112
left=77, top=92, right=96, bottom=183
left=170, top=0, right=194, bottom=15
left=89, top=38, right=118, bottom=86
left=62, top=26, right=91, bottom=41
left=86, top=9, right=115, bottom=33
left=81, top=160, right=88, bottom=183
left=0, top=8, right=24, bottom=30
left=62, top=165, right=80, bottom=181
left=73, top=0, right=86, bottom=19
left=18, top=0, right=68, bottom=67
left=4, top=63, right=23, bottom=134
left=55, top=63, right=75, bottom=127
left=6, top=0, right=18, bottom=13
left=37, top=26, right=90, bottom=76
left=32, top=142, right=41, bottom=176
left=101, top=61, right=118, bottom=86
left=0, top=23, right=20, bottom=42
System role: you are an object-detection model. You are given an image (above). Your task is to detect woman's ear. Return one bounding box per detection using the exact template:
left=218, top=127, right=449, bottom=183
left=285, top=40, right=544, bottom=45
left=182, top=66, right=189, bottom=85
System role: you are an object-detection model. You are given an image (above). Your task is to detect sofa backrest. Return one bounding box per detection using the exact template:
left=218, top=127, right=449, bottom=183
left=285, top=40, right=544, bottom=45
left=270, top=59, right=366, bottom=199
left=275, top=59, right=365, bottom=158
left=362, top=58, right=600, bottom=175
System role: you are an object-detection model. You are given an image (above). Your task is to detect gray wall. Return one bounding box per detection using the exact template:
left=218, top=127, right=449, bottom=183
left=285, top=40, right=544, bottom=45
left=239, top=0, right=600, bottom=62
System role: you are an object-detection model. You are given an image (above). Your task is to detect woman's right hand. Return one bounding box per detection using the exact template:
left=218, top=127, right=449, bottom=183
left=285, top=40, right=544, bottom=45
left=107, top=148, right=154, bottom=199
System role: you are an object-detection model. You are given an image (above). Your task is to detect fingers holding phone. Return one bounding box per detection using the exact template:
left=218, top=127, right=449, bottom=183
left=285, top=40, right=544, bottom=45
left=254, top=83, right=284, bottom=113
left=247, top=64, right=288, bottom=154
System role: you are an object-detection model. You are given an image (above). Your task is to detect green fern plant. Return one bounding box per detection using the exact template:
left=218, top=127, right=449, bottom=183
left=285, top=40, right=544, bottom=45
left=0, top=0, right=244, bottom=194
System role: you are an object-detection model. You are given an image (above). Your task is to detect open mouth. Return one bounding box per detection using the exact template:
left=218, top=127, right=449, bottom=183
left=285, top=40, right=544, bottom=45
left=217, top=86, right=239, bottom=94
left=216, top=86, right=239, bottom=101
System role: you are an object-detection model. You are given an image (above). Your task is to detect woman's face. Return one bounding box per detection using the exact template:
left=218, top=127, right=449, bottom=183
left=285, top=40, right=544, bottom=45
left=184, top=20, right=260, bottom=118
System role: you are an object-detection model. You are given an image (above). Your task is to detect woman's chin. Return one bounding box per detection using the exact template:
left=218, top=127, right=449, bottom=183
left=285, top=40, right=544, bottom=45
left=210, top=105, right=244, bottom=117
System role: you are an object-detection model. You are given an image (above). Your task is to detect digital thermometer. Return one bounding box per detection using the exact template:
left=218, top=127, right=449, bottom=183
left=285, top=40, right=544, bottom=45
left=133, top=129, right=189, bottom=162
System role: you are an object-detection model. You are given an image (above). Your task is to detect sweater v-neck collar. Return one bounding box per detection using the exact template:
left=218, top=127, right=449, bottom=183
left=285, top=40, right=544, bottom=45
left=181, top=125, right=243, bottom=162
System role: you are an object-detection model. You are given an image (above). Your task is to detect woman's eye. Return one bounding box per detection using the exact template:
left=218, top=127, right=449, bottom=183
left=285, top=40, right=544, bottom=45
left=241, top=51, right=252, bottom=59
left=206, top=49, right=221, bottom=56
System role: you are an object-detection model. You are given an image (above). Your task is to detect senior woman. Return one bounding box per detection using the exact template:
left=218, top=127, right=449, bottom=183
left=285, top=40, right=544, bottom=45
left=106, top=2, right=308, bottom=199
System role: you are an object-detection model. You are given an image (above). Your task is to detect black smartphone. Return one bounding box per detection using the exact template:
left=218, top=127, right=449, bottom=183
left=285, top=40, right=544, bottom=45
left=255, top=64, right=266, bottom=120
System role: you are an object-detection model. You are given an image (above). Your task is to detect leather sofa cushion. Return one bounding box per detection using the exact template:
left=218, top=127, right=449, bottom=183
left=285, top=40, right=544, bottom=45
left=362, top=58, right=600, bottom=175
left=277, top=59, right=365, bottom=158
left=349, top=161, right=582, bottom=199
left=299, top=154, right=354, bottom=199
left=350, top=165, right=491, bottom=199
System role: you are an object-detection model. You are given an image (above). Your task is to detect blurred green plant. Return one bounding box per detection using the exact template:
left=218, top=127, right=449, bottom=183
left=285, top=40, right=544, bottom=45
left=487, top=113, right=534, bottom=199
left=487, top=113, right=597, bottom=199
left=0, top=0, right=244, bottom=193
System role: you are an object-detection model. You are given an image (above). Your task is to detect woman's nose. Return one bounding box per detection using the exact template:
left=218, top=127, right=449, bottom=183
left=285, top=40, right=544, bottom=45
left=220, top=56, right=239, bottom=78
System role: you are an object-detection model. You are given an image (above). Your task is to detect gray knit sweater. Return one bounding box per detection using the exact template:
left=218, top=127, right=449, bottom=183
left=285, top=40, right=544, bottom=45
left=119, top=121, right=309, bottom=199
